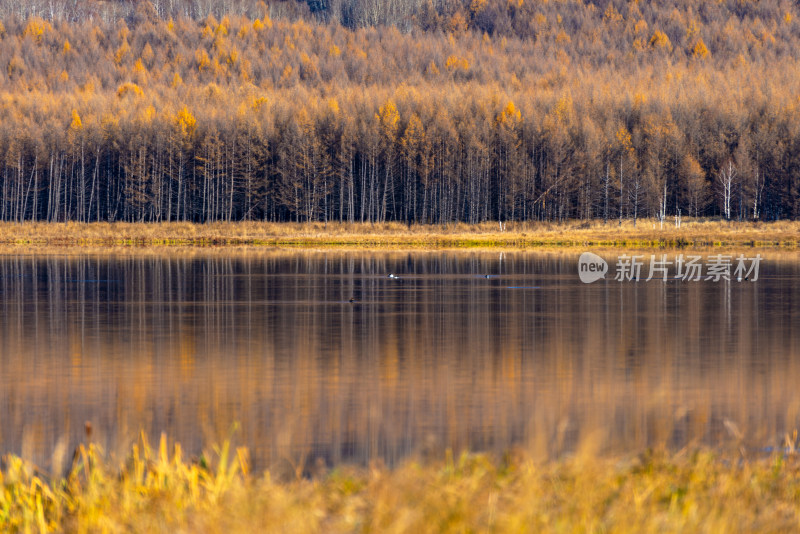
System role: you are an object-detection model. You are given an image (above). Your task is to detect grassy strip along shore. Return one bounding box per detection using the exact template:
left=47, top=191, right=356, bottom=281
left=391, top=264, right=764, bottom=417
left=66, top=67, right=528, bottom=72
left=1, top=220, right=799, bottom=249
left=2, top=436, right=800, bottom=533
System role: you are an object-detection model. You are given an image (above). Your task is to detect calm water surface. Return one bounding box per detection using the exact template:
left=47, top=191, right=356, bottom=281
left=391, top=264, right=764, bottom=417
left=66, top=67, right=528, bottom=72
left=1, top=250, right=799, bottom=470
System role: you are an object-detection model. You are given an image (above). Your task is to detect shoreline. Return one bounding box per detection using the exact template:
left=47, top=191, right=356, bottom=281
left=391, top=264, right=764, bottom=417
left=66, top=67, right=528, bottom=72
left=0, top=219, right=799, bottom=249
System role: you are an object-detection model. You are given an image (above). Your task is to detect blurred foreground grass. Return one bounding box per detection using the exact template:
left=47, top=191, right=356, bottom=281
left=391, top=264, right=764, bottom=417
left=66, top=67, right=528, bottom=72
left=3, top=434, right=800, bottom=533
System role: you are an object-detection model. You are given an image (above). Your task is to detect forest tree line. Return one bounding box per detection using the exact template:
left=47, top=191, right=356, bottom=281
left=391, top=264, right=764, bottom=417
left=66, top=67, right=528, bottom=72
left=1, top=1, right=800, bottom=223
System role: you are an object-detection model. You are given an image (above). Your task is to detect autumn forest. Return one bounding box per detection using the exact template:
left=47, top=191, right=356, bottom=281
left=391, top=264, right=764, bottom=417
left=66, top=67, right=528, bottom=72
left=1, top=0, right=800, bottom=224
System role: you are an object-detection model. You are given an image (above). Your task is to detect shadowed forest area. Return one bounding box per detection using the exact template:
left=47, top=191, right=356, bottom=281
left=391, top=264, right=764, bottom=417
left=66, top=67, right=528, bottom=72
left=1, top=0, right=800, bottom=224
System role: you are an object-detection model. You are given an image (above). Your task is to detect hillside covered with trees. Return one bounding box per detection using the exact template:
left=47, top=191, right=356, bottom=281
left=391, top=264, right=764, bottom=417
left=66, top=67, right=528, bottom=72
left=1, top=0, right=800, bottom=224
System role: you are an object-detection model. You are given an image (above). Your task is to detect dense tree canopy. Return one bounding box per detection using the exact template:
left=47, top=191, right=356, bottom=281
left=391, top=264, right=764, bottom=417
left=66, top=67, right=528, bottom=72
left=1, top=0, right=800, bottom=223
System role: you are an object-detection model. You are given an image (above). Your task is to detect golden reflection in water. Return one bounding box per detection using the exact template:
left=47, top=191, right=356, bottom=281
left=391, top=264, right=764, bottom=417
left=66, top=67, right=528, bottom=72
left=1, top=250, right=799, bottom=471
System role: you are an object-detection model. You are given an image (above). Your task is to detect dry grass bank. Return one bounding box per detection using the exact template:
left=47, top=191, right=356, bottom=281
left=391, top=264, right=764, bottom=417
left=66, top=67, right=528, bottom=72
left=0, top=219, right=799, bottom=249
left=2, top=436, right=800, bottom=533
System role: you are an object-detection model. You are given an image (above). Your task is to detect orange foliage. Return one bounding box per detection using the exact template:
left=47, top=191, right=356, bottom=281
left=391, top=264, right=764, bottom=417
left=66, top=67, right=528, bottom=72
left=649, top=30, right=672, bottom=52
left=692, top=39, right=710, bottom=59
left=23, top=17, right=52, bottom=42
left=116, top=82, right=144, bottom=98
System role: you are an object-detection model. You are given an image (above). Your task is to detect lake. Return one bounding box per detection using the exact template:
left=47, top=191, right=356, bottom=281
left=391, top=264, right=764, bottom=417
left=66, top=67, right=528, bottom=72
left=1, top=250, right=799, bottom=472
